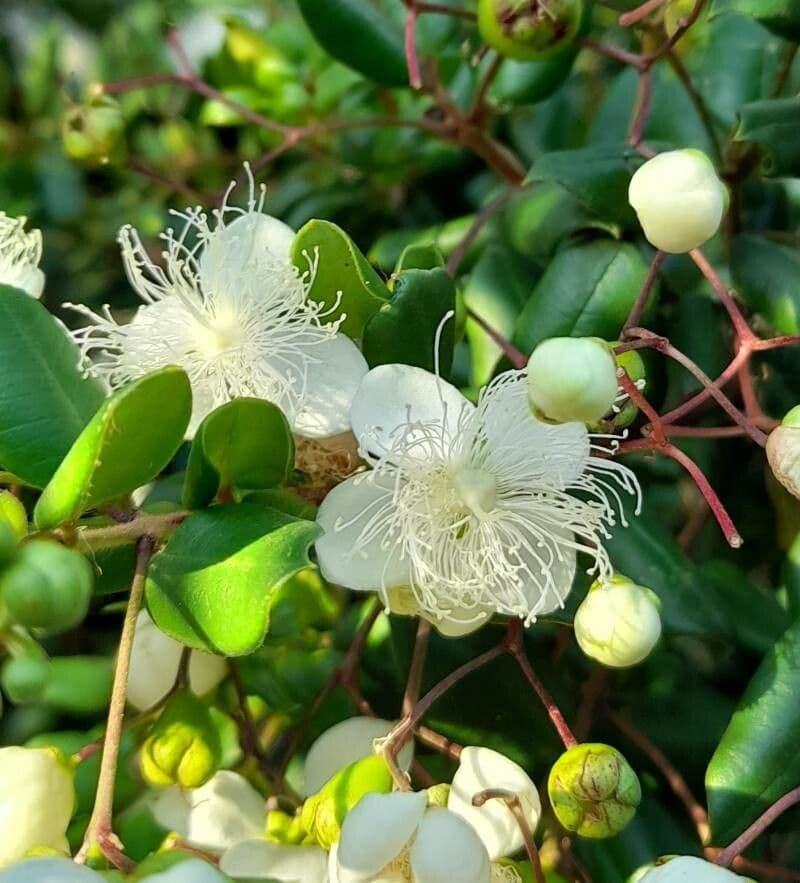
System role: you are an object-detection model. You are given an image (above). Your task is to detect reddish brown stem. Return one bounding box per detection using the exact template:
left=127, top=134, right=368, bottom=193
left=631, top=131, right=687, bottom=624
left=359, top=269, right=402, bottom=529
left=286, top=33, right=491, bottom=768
left=716, top=786, right=800, bottom=868
left=404, top=3, right=423, bottom=90
left=465, top=308, right=527, bottom=369
left=619, top=0, right=667, bottom=26
left=474, top=790, right=546, bottom=883
left=623, top=250, right=665, bottom=332
left=690, top=248, right=755, bottom=344
left=618, top=368, right=666, bottom=445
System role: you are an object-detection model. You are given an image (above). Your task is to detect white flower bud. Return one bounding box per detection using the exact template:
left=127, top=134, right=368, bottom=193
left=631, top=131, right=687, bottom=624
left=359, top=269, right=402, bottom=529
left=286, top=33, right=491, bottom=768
left=574, top=575, right=662, bottom=668
left=0, top=858, right=104, bottom=882
left=303, top=717, right=414, bottom=797
left=766, top=405, right=800, bottom=501
left=447, top=747, right=541, bottom=861
left=0, top=747, right=75, bottom=867
left=527, top=338, right=618, bottom=424
left=628, top=150, right=727, bottom=254
left=127, top=610, right=227, bottom=711
left=639, top=856, right=752, bottom=882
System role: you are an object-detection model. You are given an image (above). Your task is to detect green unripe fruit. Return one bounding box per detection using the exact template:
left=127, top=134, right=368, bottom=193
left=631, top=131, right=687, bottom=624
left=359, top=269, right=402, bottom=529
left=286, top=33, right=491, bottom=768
left=0, top=541, right=93, bottom=634
left=43, top=656, right=113, bottom=715
left=0, top=491, right=28, bottom=542
left=612, top=350, right=647, bottom=430
left=140, top=692, right=222, bottom=789
left=1, top=653, right=51, bottom=704
left=478, top=0, right=583, bottom=61
left=0, top=521, right=17, bottom=569
left=528, top=337, right=618, bottom=424
left=61, top=96, right=127, bottom=168
left=547, top=743, right=641, bottom=838
left=299, top=754, right=393, bottom=849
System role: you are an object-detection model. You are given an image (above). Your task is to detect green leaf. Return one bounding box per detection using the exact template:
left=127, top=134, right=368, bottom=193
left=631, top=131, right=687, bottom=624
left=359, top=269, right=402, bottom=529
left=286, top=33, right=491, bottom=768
left=34, top=368, right=191, bottom=530
left=0, top=285, right=105, bottom=488
left=296, top=0, right=408, bottom=87
left=292, top=219, right=390, bottom=339
left=712, top=0, right=800, bottom=40
left=735, top=98, right=800, bottom=177
left=362, top=266, right=456, bottom=375
left=393, top=243, right=445, bottom=274
left=731, top=235, right=800, bottom=335
left=368, top=215, right=489, bottom=273
left=526, top=144, right=643, bottom=226
left=491, top=48, right=579, bottom=107
left=183, top=398, right=294, bottom=509
left=146, top=504, right=321, bottom=656
left=706, top=616, right=800, bottom=843
left=514, top=240, right=656, bottom=354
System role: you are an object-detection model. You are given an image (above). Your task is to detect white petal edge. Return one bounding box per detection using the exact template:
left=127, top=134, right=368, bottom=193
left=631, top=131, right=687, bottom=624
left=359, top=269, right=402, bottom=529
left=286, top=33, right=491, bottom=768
left=141, top=858, right=229, bottom=882
left=0, top=859, right=105, bottom=883
left=351, top=364, right=474, bottom=459
left=303, top=717, right=414, bottom=797
left=315, top=472, right=410, bottom=592
left=448, top=746, right=541, bottom=861
left=410, top=808, right=491, bottom=883
left=220, top=840, right=329, bottom=882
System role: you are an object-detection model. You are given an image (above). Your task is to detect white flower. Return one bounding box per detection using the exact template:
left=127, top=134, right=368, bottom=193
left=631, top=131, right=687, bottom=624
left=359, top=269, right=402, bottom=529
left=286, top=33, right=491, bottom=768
left=127, top=610, right=227, bottom=712
left=0, top=212, right=45, bottom=299
left=639, top=856, right=752, bottom=882
left=447, top=747, right=540, bottom=861
left=574, top=575, right=662, bottom=668
left=151, top=770, right=266, bottom=852
left=316, top=365, right=640, bottom=628
left=330, top=792, right=491, bottom=883
left=628, top=149, right=726, bottom=254
left=0, top=858, right=103, bottom=882
left=68, top=169, right=367, bottom=438
left=303, top=717, right=415, bottom=797
left=0, top=747, right=75, bottom=867
left=221, top=840, right=329, bottom=882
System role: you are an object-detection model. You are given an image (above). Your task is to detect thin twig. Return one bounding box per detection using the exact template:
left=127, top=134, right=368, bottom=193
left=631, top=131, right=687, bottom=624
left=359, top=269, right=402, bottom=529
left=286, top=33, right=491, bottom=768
left=716, top=786, right=800, bottom=868
left=623, top=250, right=665, bottom=332
left=473, top=790, right=546, bottom=883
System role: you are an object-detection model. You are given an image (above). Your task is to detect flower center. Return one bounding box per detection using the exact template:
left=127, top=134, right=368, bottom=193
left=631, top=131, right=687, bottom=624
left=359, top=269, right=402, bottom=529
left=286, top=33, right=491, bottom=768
left=453, top=467, right=497, bottom=517
left=192, top=312, right=242, bottom=356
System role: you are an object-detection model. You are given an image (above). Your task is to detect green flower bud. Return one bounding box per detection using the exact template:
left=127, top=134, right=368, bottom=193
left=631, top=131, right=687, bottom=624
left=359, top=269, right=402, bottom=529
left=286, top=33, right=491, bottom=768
left=478, top=0, right=584, bottom=61
left=1, top=652, right=50, bottom=704
left=766, top=406, right=800, bottom=501
left=639, top=856, right=752, bottom=882
left=0, top=491, right=28, bottom=542
left=0, top=541, right=93, bottom=634
left=265, top=809, right=310, bottom=845
left=547, top=743, right=641, bottom=838
left=528, top=338, right=618, bottom=424
left=140, top=692, right=222, bottom=789
left=574, top=575, right=662, bottom=669
left=299, top=754, right=393, bottom=850
left=426, top=783, right=451, bottom=807
left=629, top=150, right=727, bottom=254
left=61, top=96, right=127, bottom=168
left=612, top=350, right=647, bottom=430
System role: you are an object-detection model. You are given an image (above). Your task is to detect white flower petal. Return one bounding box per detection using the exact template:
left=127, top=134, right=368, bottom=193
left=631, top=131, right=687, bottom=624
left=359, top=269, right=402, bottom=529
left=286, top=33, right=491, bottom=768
left=151, top=771, right=266, bottom=852
left=141, top=858, right=229, bottom=882
left=221, top=840, right=329, bottom=882
left=448, top=747, right=541, bottom=861
left=351, top=365, right=474, bottom=459
left=292, top=334, right=369, bottom=438
left=315, top=473, right=410, bottom=592
left=337, top=791, right=427, bottom=883
left=303, top=717, right=414, bottom=797
left=410, top=808, right=491, bottom=883
left=516, top=528, right=577, bottom=618
left=423, top=607, right=494, bottom=638
left=199, top=211, right=296, bottom=288
left=0, top=859, right=104, bottom=882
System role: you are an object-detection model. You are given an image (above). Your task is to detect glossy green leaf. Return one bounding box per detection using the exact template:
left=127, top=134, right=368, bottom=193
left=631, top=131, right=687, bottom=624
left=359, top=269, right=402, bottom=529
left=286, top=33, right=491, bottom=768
left=731, top=235, right=800, bottom=334
left=0, top=285, right=105, bottom=488
left=514, top=240, right=656, bottom=353
left=393, top=243, right=445, bottom=274
left=146, top=504, right=321, bottom=656
left=706, top=616, right=800, bottom=843
left=296, top=0, right=408, bottom=87
left=292, top=219, right=390, bottom=338
left=34, top=368, right=191, bottom=530
left=362, top=266, right=456, bottom=375
left=712, top=0, right=800, bottom=40
left=526, top=144, right=643, bottom=226
left=182, top=398, right=294, bottom=509
left=368, top=215, right=488, bottom=273
left=735, top=98, right=800, bottom=177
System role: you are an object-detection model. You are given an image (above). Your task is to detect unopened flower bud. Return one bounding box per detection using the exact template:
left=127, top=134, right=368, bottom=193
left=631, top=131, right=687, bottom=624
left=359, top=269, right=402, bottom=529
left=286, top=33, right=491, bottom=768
left=478, top=0, right=584, bottom=60
left=0, top=747, right=75, bottom=866
left=639, top=856, right=753, bottom=882
left=613, top=350, right=647, bottom=430
left=0, top=492, right=27, bottom=542
left=628, top=150, right=727, bottom=254
left=299, top=754, right=393, bottom=849
left=767, top=406, right=800, bottom=501
left=1, top=651, right=50, bottom=704
left=574, top=575, right=662, bottom=669
left=547, top=743, right=641, bottom=838
left=61, top=96, right=126, bottom=168
left=528, top=338, right=618, bottom=424
left=140, top=692, right=222, bottom=789
left=0, top=542, right=92, bottom=634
